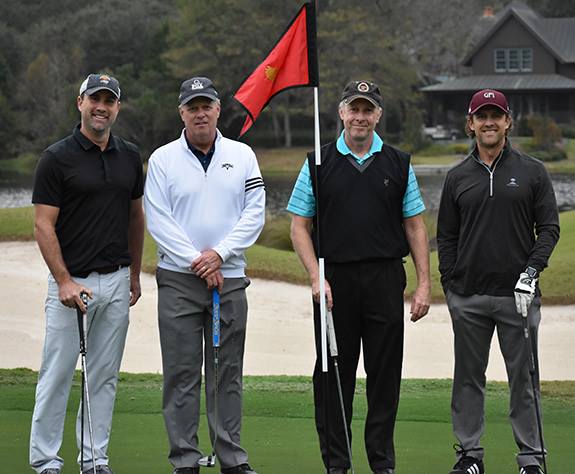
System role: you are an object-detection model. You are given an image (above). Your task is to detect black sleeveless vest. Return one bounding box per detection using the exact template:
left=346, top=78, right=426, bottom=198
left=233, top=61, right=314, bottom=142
left=308, top=141, right=411, bottom=263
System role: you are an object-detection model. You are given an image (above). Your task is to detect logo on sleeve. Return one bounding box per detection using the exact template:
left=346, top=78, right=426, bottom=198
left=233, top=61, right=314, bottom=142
left=506, top=177, right=519, bottom=187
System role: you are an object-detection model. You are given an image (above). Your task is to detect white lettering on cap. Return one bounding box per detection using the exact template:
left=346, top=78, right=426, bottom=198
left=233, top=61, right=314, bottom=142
left=358, top=82, right=370, bottom=92
left=191, top=79, right=204, bottom=90
left=483, top=91, right=495, bottom=98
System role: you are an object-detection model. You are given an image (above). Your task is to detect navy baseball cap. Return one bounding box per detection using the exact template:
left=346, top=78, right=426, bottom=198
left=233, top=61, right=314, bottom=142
left=179, top=77, right=219, bottom=106
left=79, top=73, right=121, bottom=99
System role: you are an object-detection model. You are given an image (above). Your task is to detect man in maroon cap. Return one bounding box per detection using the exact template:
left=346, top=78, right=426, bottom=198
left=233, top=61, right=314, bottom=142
left=437, top=89, right=560, bottom=474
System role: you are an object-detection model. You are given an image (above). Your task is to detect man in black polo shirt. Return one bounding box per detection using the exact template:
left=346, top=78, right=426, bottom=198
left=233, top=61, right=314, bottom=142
left=288, top=80, right=431, bottom=474
left=29, top=73, right=144, bottom=474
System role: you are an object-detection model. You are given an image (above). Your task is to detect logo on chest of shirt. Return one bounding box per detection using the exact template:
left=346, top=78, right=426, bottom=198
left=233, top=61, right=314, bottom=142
left=383, top=178, right=390, bottom=187
left=506, top=177, right=519, bottom=188
left=221, top=163, right=234, bottom=170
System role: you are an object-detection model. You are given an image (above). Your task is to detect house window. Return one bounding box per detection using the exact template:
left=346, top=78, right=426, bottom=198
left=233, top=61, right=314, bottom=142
left=521, top=49, right=533, bottom=71
left=494, top=48, right=533, bottom=72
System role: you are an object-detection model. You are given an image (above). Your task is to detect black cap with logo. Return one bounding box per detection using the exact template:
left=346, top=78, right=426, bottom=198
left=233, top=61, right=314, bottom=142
left=179, top=77, right=219, bottom=106
left=79, top=73, right=121, bottom=99
left=340, top=80, right=382, bottom=107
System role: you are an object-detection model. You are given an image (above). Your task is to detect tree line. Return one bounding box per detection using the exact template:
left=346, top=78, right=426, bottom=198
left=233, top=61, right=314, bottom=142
left=0, top=0, right=572, bottom=161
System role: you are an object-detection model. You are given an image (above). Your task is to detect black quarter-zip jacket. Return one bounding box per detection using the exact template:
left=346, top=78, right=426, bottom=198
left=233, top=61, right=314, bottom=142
left=437, top=140, right=560, bottom=297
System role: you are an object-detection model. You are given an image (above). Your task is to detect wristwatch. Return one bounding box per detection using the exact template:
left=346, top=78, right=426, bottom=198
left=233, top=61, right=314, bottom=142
left=525, top=266, right=539, bottom=278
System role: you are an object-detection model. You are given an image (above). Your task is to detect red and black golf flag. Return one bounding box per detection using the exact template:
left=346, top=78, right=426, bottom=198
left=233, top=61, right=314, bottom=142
left=234, top=2, right=319, bottom=137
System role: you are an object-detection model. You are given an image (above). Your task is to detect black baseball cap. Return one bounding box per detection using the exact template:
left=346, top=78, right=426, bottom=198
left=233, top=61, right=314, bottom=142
left=79, top=73, right=121, bottom=99
left=341, top=80, right=382, bottom=107
left=179, top=77, right=219, bottom=106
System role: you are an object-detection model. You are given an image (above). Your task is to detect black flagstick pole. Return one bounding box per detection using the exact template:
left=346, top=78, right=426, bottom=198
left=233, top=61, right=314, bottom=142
left=311, top=1, right=331, bottom=471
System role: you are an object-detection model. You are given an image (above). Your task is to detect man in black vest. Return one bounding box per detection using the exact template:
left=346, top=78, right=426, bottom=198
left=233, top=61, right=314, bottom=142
left=287, top=80, right=431, bottom=474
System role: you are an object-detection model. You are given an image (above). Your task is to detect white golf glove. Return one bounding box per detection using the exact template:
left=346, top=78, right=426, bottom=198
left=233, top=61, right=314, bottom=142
left=514, top=267, right=538, bottom=318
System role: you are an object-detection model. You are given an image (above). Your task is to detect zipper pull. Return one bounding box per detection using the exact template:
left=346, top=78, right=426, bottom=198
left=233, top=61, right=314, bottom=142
left=490, top=172, right=493, bottom=197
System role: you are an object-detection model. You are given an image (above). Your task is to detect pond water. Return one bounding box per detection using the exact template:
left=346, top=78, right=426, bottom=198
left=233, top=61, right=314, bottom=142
left=1, top=171, right=574, bottom=215
left=264, top=172, right=575, bottom=216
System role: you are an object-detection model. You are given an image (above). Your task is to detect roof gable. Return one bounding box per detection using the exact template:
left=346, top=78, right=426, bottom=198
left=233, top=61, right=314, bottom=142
left=462, top=2, right=575, bottom=66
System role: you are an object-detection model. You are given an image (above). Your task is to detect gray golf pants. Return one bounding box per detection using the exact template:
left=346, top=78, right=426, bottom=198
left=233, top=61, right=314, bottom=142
left=157, top=268, right=251, bottom=470
left=30, top=267, right=130, bottom=473
left=447, top=291, right=544, bottom=468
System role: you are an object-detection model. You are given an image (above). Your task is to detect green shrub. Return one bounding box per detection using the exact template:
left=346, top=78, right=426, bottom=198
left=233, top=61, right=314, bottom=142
left=256, top=214, right=293, bottom=251
left=528, top=115, right=562, bottom=150
left=530, top=147, right=568, bottom=162
left=516, top=139, right=567, bottom=162
left=559, top=124, right=575, bottom=139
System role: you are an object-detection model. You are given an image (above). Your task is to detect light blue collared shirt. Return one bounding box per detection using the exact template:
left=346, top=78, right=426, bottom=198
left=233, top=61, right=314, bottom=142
left=286, top=131, right=425, bottom=218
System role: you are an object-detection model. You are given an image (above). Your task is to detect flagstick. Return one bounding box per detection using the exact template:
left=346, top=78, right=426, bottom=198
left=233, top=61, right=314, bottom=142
left=314, top=87, right=328, bottom=375
left=313, top=85, right=331, bottom=472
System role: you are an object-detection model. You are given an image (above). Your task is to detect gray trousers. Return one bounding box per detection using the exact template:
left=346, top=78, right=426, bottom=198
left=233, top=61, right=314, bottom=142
left=30, top=268, right=130, bottom=473
left=157, top=268, right=251, bottom=470
left=447, top=291, right=544, bottom=468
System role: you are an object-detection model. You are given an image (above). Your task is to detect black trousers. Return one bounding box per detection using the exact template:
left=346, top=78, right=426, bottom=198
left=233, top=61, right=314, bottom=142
left=313, top=259, right=406, bottom=472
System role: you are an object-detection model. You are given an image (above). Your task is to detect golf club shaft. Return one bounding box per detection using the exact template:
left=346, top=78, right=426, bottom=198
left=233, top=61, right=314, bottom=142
left=327, top=311, right=354, bottom=473
left=77, top=293, right=97, bottom=474
left=82, top=354, right=97, bottom=473
left=523, top=314, right=548, bottom=473
left=212, top=289, right=220, bottom=463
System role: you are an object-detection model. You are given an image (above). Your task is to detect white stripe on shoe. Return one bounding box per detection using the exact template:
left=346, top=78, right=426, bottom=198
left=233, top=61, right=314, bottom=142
left=467, top=465, right=479, bottom=474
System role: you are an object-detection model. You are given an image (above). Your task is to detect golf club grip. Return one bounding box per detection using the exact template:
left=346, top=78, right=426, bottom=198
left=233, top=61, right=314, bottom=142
left=76, top=292, right=88, bottom=354
left=326, top=310, right=338, bottom=357
left=212, top=288, right=220, bottom=348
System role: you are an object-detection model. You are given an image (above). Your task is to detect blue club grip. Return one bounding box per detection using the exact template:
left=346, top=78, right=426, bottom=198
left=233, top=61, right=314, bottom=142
left=212, top=288, right=220, bottom=348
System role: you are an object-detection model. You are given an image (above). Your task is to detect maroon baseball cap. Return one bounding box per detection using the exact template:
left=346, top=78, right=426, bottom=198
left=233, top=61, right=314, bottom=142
left=467, top=89, right=510, bottom=115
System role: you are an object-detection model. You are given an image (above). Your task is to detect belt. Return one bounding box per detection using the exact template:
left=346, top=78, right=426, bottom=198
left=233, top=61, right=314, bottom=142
left=73, top=265, right=127, bottom=279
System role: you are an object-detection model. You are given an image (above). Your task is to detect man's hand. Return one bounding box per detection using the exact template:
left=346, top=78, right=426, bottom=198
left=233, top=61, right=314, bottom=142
left=514, top=270, right=537, bottom=317
left=191, top=250, right=223, bottom=279
left=410, top=284, right=431, bottom=322
left=130, top=274, right=142, bottom=306
left=312, top=277, right=333, bottom=311
left=206, top=270, right=224, bottom=292
left=58, top=279, right=93, bottom=313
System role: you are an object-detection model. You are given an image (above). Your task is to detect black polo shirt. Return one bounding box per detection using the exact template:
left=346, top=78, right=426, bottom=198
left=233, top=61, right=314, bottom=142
left=32, top=125, right=144, bottom=277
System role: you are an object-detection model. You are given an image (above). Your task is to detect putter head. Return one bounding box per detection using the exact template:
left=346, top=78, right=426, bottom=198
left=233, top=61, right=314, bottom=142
left=197, top=454, right=217, bottom=467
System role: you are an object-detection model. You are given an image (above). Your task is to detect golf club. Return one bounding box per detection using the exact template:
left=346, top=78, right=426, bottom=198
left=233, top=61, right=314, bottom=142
left=326, top=309, right=354, bottom=474
left=519, top=310, right=548, bottom=474
left=76, top=292, right=97, bottom=474
left=198, top=288, right=221, bottom=468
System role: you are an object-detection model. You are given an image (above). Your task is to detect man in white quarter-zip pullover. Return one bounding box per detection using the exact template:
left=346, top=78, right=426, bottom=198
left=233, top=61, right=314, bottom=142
left=144, top=77, right=265, bottom=474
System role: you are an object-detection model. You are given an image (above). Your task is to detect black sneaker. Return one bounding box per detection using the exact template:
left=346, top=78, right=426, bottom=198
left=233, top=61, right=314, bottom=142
left=174, top=468, right=200, bottom=474
left=449, top=456, right=484, bottom=474
left=40, top=470, right=61, bottom=474
left=221, top=464, right=257, bottom=474
left=520, top=467, right=543, bottom=474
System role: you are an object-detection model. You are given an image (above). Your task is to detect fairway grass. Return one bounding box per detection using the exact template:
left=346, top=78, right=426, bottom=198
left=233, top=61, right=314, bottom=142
left=2, top=370, right=574, bottom=473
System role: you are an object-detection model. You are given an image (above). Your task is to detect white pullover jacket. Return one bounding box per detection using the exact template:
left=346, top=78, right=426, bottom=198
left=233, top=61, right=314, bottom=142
left=144, top=129, right=265, bottom=277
